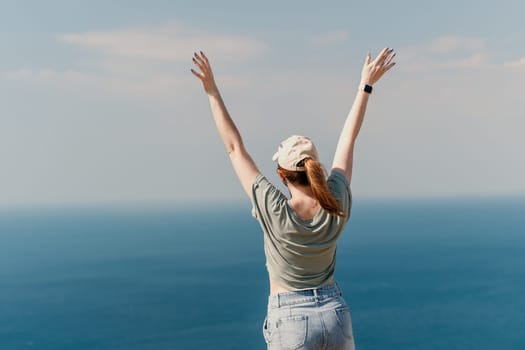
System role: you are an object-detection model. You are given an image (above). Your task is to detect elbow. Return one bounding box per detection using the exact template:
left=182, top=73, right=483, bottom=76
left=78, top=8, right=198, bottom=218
left=227, top=140, right=244, bottom=155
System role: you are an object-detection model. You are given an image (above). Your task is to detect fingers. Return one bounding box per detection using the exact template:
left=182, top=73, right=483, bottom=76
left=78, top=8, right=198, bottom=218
left=383, top=61, right=396, bottom=72
left=191, top=53, right=206, bottom=79
left=193, top=51, right=210, bottom=70
left=373, top=47, right=395, bottom=67
left=373, top=48, right=396, bottom=70
left=191, top=50, right=214, bottom=78
left=381, top=48, right=396, bottom=70
left=372, top=47, right=390, bottom=65
left=199, top=50, right=210, bottom=64
left=192, top=53, right=206, bottom=71
left=383, top=49, right=396, bottom=65
left=365, top=52, right=371, bottom=65
left=193, top=52, right=205, bottom=65
left=190, top=68, right=204, bottom=80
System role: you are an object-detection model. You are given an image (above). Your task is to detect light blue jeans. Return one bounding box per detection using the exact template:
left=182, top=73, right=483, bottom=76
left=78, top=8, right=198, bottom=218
left=263, top=282, right=355, bottom=350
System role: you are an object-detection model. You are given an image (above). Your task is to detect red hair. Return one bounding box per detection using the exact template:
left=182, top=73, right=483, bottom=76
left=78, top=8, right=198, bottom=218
left=277, top=158, right=345, bottom=217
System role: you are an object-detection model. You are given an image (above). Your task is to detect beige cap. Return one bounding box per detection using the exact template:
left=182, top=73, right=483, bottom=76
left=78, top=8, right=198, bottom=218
left=272, top=135, right=319, bottom=171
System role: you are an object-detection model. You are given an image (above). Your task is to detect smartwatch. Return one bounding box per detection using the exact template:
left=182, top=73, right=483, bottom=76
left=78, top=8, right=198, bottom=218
left=360, top=84, right=373, bottom=94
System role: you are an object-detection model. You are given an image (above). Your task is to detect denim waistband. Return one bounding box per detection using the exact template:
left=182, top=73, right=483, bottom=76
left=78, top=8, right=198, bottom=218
left=268, top=282, right=343, bottom=308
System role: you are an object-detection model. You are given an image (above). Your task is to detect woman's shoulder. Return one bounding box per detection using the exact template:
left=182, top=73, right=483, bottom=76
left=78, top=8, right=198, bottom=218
left=251, top=173, right=288, bottom=219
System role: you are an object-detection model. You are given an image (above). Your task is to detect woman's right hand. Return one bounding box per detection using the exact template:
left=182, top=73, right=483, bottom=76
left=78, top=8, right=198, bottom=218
left=191, top=51, right=220, bottom=97
left=360, top=47, right=396, bottom=86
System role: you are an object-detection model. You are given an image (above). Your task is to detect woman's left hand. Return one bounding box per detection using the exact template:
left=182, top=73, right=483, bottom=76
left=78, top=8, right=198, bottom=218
left=191, top=51, right=219, bottom=96
left=360, top=47, right=396, bottom=86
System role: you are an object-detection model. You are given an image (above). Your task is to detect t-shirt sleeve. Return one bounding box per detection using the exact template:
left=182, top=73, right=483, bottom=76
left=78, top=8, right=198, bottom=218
left=326, top=169, right=352, bottom=217
left=250, top=173, right=286, bottom=221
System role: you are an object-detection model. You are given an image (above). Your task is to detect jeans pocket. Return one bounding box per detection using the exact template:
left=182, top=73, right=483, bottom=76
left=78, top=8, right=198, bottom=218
left=276, top=314, right=308, bottom=350
left=263, top=316, right=272, bottom=344
left=335, top=307, right=354, bottom=340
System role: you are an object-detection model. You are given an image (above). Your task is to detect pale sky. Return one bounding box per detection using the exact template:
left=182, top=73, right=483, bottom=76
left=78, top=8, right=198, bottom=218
left=1, top=0, right=524, bottom=207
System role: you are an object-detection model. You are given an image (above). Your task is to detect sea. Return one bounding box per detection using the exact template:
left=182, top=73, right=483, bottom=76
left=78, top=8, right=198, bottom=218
left=1, top=197, right=524, bottom=350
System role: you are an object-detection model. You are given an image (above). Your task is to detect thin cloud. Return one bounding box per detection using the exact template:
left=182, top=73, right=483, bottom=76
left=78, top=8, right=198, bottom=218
left=2, top=24, right=266, bottom=98
left=310, top=30, right=350, bottom=46
left=1, top=66, right=250, bottom=100
left=400, top=35, right=488, bottom=71
left=504, top=57, right=525, bottom=68
left=58, top=23, right=268, bottom=62
left=3, top=68, right=97, bottom=82
left=1, top=67, right=187, bottom=98
left=427, top=36, right=485, bottom=54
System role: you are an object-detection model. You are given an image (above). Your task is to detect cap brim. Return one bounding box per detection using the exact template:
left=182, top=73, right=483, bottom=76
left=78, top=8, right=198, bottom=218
left=272, top=151, right=279, bottom=162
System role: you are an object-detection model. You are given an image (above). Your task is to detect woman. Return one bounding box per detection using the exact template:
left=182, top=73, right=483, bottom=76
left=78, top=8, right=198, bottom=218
left=191, top=48, right=395, bottom=349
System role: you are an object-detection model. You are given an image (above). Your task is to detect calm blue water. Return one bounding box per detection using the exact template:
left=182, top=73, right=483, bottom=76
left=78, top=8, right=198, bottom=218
left=1, top=198, right=524, bottom=349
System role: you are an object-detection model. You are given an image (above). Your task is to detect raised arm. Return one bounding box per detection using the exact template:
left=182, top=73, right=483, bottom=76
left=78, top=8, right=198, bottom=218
left=191, top=51, right=259, bottom=199
left=331, top=47, right=396, bottom=183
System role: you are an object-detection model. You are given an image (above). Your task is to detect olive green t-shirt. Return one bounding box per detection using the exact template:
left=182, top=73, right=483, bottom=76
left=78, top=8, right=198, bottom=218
left=250, top=169, right=352, bottom=291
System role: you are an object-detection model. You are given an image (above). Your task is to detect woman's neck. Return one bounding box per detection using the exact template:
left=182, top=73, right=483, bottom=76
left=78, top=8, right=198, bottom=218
left=287, top=183, right=314, bottom=199
left=287, top=184, right=320, bottom=220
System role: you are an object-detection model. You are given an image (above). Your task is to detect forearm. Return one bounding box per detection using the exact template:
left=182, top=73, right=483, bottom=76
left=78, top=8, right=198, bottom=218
left=208, top=91, right=244, bottom=154
left=343, top=89, right=370, bottom=143
left=333, top=89, right=370, bottom=161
